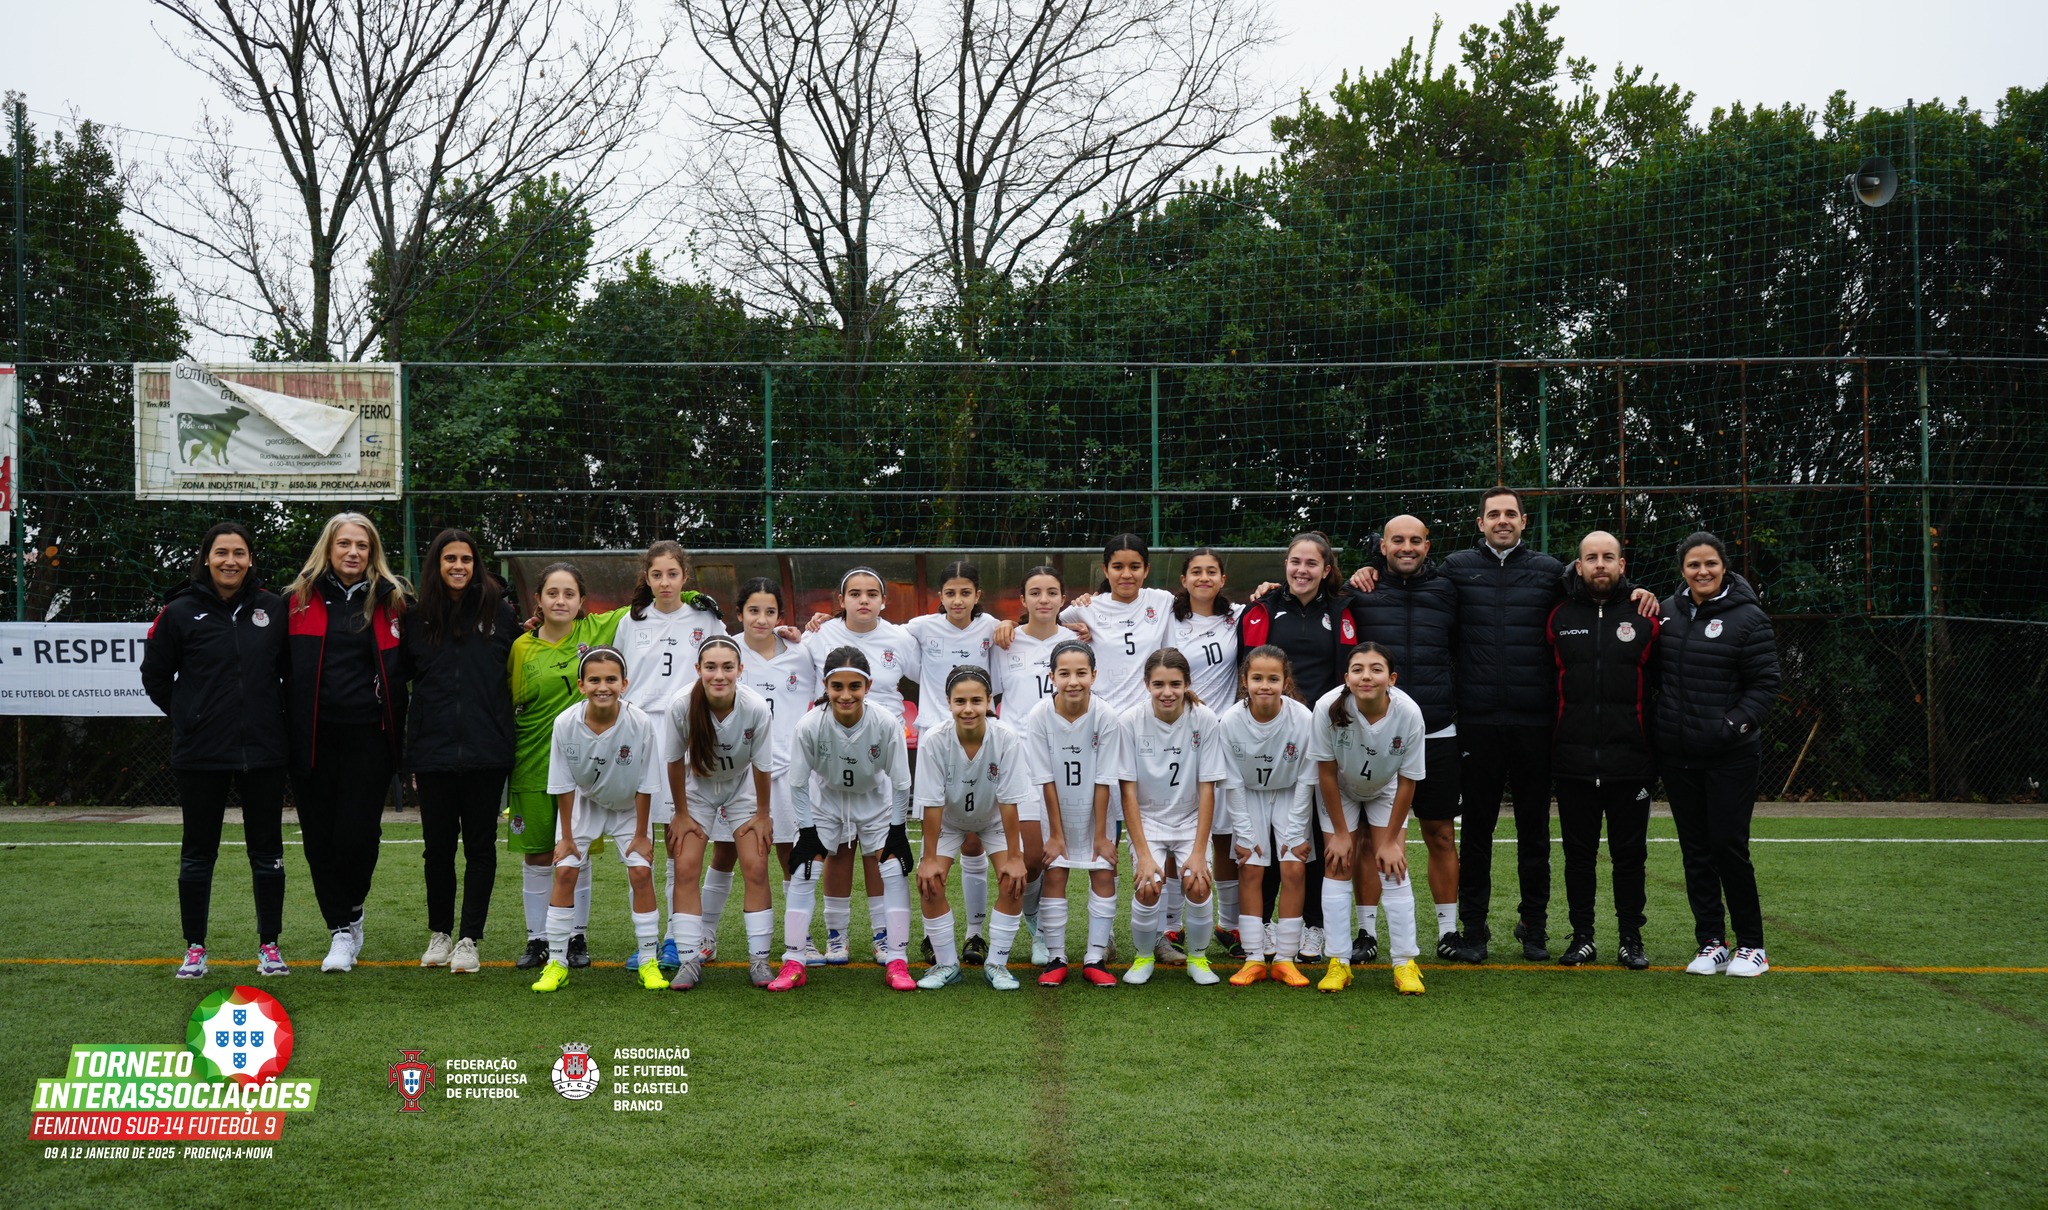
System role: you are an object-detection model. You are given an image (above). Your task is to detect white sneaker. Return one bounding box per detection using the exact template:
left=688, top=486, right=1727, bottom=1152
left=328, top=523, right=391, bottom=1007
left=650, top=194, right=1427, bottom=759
left=1030, top=929, right=1051, bottom=967
left=870, top=928, right=890, bottom=963
left=700, top=938, right=719, bottom=963
left=321, top=929, right=358, bottom=973
left=802, top=938, right=827, bottom=967
left=449, top=937, right=480, bottom=974
left=1726, top=946, right=1769, bottom=977
left=422, top=932, right=455, bottom=967
left=1685, top=941, right=1732, bottom=975
left=175, top=944, right=208, bottom=979
left=1300, top=926, right=1325, bottom=961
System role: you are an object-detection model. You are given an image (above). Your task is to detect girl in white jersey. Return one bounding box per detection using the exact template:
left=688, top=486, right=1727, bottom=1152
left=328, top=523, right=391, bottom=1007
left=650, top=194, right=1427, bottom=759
left=904, top=562, right=1003, bottom=966
left=1308, top=643, right=1428, bottom=996
left=611, top=541, right=724, bottom=972
left=800, top=568, right=920, bottom=965
left=1061, top=534, right=1174, bottom=714
left=1118, top=648, right=1230, bottom=987
left=1169, top=548, right=1243, bottom=961
left=1219, top=646, right=1317, bottom=988
left=661, top=637, right=775, bottom=991
left=532, top=647, right=666, bottom=994
left=766, top=647, right=917, bottom=993
left=992, top=564, right=1080, bottom=710
left=1022, top=640, right=1125, bottom=987
left=913, top=667, right=1033, bottom=991
left=701, top=578, right=820, bottom=966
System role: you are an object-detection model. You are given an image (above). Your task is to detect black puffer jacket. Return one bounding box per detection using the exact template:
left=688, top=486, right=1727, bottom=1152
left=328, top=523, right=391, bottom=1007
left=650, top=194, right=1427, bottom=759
left=140, top=577, right=290, bottom=771
left=1653, top=574, right=1781, bottom=768
left=1350, top=549, right=1459, bottom=733
left=401, top=596, right=518, bottom=772
left=1547, top=566, right=1659, bottom=782
left=1442, top=542, right=1565, bottom=727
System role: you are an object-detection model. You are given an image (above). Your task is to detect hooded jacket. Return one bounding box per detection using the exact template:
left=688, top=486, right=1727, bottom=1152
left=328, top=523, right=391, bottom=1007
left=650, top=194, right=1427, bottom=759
left=401, top=593, right=518, bottom=773
left=1348, top=548, right=1459, bottom=733
left=285, top=573, right=409, bottom=768
left=1443, top=541, right=1567, bottom=727
left=140, top=576, right=290, bottom=771
left=1547, top=565, right=1659, bottom=782
left=1653, top=574, right=1781, bottom=767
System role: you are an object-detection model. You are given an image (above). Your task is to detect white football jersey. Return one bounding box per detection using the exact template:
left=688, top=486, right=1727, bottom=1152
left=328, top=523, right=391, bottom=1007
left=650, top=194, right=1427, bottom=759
left=913, top=716, right=1034, bottom=832
left=787, top=701, right=911, bottom=828
left=1061, top=587, right=1174, bottom=714
left=1308, top=685, right=1427, bottom=806
left=663, top=682, right=774, bottom=809
left=904, top=611, right=1000, bottom=733
left=993, top=624, right=1080, bottom=711
left=615, top=600, right=724, bottom=710
left=805, top=617, right=919, bottom=723
left=545, top=701, right=664, bottom=814
left=1173, top=604, right=1242, bottom=708
left=1021, top=696, right=1124, bottom=817
left=1218, top=697, right=1317, bottom=836
left=1117, top=700, right=1228, bottom=839
left=740, top=637, right=816, bottom=773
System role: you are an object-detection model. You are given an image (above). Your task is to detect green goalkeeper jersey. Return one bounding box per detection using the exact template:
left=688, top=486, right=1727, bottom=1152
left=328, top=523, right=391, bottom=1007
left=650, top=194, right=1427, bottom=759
left=507, top=607, right=629, bottom=800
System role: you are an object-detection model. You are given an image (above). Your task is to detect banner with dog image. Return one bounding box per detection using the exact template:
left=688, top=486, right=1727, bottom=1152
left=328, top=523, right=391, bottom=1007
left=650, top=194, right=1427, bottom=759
left=133, top=363, right=403, bottom=501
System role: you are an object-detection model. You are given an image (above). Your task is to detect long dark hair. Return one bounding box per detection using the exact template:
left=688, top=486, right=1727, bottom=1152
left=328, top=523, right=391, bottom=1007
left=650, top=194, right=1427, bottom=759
left=629, top=540, right=691, bottom=621
left=685, top=637, right=745, bottom=778
left=1329, top=642, right=1398, bottom=728
left=416, top=528, right=501, bottom=643
left=1285, top=531, right=1343, bottom=597
left=935, top=560, right=985, bottom=618
left=190, top=521, right=256, bottom=591
left=1170, top=547, right=1235, bottom=621
left=1096, top=532, right=1150, bottom=593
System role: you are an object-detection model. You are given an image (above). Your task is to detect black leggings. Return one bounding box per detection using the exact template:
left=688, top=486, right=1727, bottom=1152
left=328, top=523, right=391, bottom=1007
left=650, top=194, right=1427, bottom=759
left=176, top=767, right=289, bottom=947
left=1665, top=756, right=1764, bottom=949
left=416, top=769, right=508, bottom=941
left=292, top=723, right=395, bottom=932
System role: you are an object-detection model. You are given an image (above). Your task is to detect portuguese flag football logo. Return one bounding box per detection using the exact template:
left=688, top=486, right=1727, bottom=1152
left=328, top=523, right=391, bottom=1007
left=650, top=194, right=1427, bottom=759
left=187, top=986, right=294, bottom=1085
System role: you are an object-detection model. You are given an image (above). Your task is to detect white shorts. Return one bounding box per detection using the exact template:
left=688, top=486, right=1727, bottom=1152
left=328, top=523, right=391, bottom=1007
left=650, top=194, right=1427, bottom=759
left=650, top=775, right=676, bottom=826
left=1317, top=792, right=1394, bottom=835
left=934, top=822, right=1008, bottom=859
left=813, top=787, right=893, bottom=854
left=1236, top=790, right=1309, bottom=867
left=767, top=772, right=796, bottom=845
left=559, top=802, right=652, bottom=870
left=1138, top=833, right=1198, bottom=876
left=680, top=777, right=763, bottom=844
left=1049, top=797, right=1114, bottom=870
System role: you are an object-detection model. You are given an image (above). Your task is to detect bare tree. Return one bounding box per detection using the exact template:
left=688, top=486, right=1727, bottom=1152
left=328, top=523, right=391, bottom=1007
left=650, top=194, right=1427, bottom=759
left=142, top=0, right=663, bottom=360
left=679, top=0, right=906, bottom=361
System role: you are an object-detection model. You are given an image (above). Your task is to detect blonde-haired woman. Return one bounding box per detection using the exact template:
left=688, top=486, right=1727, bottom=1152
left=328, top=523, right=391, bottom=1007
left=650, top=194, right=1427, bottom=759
left=285, top=512, right=411, bottom=973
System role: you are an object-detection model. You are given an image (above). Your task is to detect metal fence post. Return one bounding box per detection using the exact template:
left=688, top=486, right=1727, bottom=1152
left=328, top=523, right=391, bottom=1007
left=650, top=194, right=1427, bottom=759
left=1149, top=366, right=1161, bottom=546
left=762, top=365, right=774, bottom=550
left=11, top=98, right=25, bottom=802
left=399, top=362, right=415, bottom=582
left=1536, top=368, right=1549, bottom=553
left=1908, top=99, right=1937, bottom=797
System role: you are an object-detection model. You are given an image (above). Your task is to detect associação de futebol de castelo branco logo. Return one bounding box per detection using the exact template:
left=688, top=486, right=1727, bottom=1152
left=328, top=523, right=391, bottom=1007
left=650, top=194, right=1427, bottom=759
left=30, top=986, right=319, bottom=1143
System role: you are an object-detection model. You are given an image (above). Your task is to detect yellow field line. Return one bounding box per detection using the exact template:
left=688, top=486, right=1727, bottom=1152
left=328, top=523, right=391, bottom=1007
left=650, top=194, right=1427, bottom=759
left=2, top=957, right=2043, bottom=975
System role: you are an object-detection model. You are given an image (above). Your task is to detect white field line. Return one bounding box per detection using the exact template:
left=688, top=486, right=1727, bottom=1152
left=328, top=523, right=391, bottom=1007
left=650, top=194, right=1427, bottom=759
left=3, top=837, right=2046, bottom=848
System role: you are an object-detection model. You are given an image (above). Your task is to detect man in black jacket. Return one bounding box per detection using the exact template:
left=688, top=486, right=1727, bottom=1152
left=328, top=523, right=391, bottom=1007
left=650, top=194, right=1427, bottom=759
left=1347, top=515, right=1464, bottom=963
left=1546, top=531, right=1658, bottom=971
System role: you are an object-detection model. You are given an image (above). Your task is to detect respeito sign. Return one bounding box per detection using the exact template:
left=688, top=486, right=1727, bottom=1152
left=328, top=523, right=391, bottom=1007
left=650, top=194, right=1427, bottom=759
left=133, top=362, right=403, bottom=500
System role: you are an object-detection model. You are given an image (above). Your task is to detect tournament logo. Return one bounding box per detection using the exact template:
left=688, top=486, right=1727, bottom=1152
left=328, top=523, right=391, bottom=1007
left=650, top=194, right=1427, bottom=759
left=1704, top=619, right=1724, bottom=638
left=1616, top=622, right=1636, bottom=642
left=551, top=1044, right=601, bottom=1101
left=387, top=1050, right=436, bottom=1112
left=186, top=986, right=294, bottom=1086
left=251, top=607, right=270, bottom=628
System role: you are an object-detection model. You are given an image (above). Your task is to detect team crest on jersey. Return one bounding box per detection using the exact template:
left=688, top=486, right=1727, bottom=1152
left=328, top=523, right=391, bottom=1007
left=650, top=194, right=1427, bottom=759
left=1143, top=606, right=1157, bottom=622
left=1391, top=737, right=1404, bottom=751
left=251, top=608, right=270, bottom=627
left=576, top=643, right=591, bottom=657
left=390, top=618, right=401, bottom=639
left=1340, top=614, right=1357, bottom=643
left=1283, top=742, right=1298, bottom=761
left=1090, top=730, right=1101, bottom=750
left=980, top=638, right=992, bottom=655
left=1705, top=618, right=1724, bottom=638
left=869, top=744, right=881, bottom=760
left=617, top=745, right=633, bottom=763
left=882, top=649, right=897, bottom=666
left=988, top=762, right=1000, bottom=779
left=1616, top=621, right=1636, bottom=642
left=743, top=727, right=756, bottom=743
left=691, top=628, right=706, bottom=644
left=509, top=814, right=525, bottom=835
left=787, top=672, right=800, bottom=688
left=1191, top=728, right=1202, bottom=745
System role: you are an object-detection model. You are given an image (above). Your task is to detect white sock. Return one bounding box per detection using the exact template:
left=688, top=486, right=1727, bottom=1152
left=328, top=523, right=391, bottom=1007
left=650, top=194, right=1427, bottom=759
left=782, top=872, right=817, bottom=963
left=1022, top=874, right=1042, bottom=933
left=1085, top=892, right=1116, bottom=963
left=546, top=904, right=575, bottom=964
left=1436, top=901, right=1458, bottom=938
left=988, top=909, right=1022, bottom=968
left=1360, top=903, right=1379, bottom=939
left=701, top=868, right=735, bottom=947
left=877, top=861, right=912, bottom=962
left=1321, top=880, right=1352, bottom=959
left=1038, top=893, right=1070, bottom=962
left=824, top=895, right=851, bottom=938
left=671, top=912, right=703, bottom=959
left=744, top=909, right=774, bottom=960
left=1164, top=878, right=1184, bottom=934
left=1382, top=872, right=1419, bottom=964
left=1217, top=879, right=1239, bottom=931
left=1239, top=914, right=1264, bottom=960
left=664, top=846, right=677, bottom=919
left=1184, top=893, right=1214, bottom=956
left=866, top=891, right=889, bottom=947
left=632, top=909, right=660, bottom=960
left=572, top=862, right=592, bottom=932
left=960, top=854, right=988, bottom=937
left=1131, top=894, right=1164, bottom=956
left=926, top=909, right=958, bottom=967
left=1274, top=916, right=1303, bottom=962
left=522, top=864, right=552, bottom=940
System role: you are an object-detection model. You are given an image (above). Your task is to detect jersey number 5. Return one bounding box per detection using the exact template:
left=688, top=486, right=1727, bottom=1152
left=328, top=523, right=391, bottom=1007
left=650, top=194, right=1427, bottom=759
left=1123, top=632, right=1136, bottom=657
